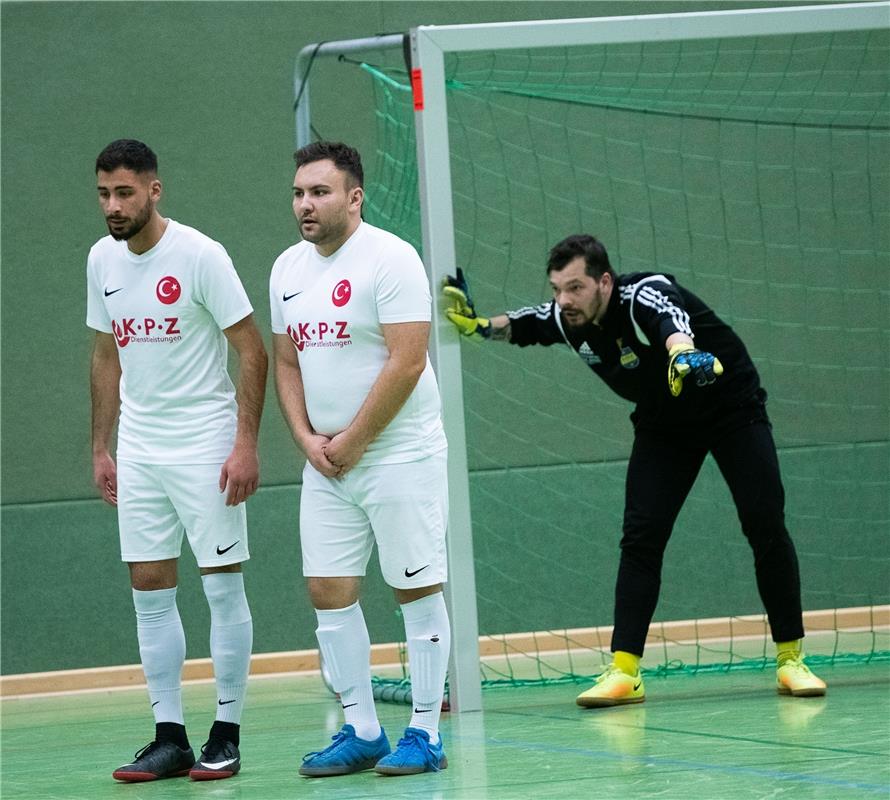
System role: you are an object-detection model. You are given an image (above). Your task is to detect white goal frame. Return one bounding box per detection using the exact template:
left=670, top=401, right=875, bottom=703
left=296, top=1, right=889, bottom=713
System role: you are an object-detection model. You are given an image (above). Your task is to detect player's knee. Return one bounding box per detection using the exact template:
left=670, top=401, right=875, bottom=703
left=202, top=572, right=251, bottom=626
left=307, top=576, right=360, bottom=610
left=393, top=584, right=442, bottom=605
left=742, top=517, right=793, bottom=557
left=128, top=559, right=177, bottom=591
left=619, top=522, right=671, bottom=554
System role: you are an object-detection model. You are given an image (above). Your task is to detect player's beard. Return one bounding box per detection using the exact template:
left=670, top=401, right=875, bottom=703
left=299, top=207, right=350, bottom=248
left=563, top=283, right=607, bottom=328
left=106, top=197, right=153, bottom=241
left=562, top=299, right=596, bottom=328
left=562, top=311, right=589, bottom=329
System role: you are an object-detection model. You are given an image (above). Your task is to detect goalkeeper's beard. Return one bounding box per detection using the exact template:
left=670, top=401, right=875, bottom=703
left=562, top=309, right=590, bottom=328
left=561, top=287, right=608, bottom=328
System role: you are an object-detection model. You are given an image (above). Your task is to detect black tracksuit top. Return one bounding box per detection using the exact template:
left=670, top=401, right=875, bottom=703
left=506, top=272, right=764, bottom=428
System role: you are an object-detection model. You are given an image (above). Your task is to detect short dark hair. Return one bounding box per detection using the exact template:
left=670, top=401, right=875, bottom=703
left=547, top=234, right=615, bottom=280
left=95, top=139, right=158, bottom=175
left=294, top=141, right=363, bottom=188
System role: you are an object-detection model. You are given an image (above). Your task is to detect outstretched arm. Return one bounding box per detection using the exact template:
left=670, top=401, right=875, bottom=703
left=442, top=268, right=511, bottom=340
left=221, top=314, right=268, bottom=506
left=443, top=268, right=573, bottom=348
left=487, top=315, right=512, bottom=341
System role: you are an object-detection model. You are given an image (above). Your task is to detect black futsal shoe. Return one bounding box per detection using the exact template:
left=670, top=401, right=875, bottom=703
left=112, top=740, right=195, bottom=782
left=189, top=737, right=241, bottom=780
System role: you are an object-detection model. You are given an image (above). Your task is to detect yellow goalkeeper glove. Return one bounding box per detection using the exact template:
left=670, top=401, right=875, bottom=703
left=442, top=268, right=492, bottom=339
left=667, top=342, right=724, bottom=397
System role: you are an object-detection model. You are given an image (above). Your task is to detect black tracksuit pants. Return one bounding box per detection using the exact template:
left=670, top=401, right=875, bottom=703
left=611, top=408, right=805, bottom=656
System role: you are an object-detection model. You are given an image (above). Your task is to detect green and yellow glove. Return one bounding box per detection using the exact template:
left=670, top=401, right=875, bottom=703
left=442, top=268, right=492, bottom=339
left=667, top=342, right=724, bottom=397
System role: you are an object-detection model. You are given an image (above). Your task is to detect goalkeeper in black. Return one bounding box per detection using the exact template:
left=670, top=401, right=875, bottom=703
left=443, top=233, right=826, bottom=706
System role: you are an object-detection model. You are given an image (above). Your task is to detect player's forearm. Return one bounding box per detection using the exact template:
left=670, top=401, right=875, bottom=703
left=90, top=344, right=121, bottom=454
left=233, top=344, right=268, bottom=446
left=274, top=358, right=316, bottom=453
left=91, top=388, right=119, bottom=454
left=342, top=354, right=425, bottom=451
left=665, top=332, right=693, bottom=352
left=489, top=314, right=512, bottom=342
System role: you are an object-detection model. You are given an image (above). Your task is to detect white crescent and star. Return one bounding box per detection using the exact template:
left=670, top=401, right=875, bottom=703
left=332, top=280, right=351, bottom=305
left=158, top=277, right=180, bottom=298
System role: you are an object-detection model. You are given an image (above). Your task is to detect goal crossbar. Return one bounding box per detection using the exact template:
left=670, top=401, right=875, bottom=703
left=415, top=2, right=889, bottom=53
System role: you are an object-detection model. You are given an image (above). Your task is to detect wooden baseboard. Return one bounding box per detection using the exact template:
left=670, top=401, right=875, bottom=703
left=0, top=642, right=405, bottom=698
left=3, top=605, right=886, bottom=698
left=479, top=605, right=890, bottom=657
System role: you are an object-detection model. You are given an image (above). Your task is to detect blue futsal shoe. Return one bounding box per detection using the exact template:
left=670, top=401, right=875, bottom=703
left=375, top=727, right=448, bottom=775
left=299, top=724, right=390, bottom=777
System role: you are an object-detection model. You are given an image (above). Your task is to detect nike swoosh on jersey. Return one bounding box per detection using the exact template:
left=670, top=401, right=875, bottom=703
left=283, top=291, right=303, bottom=301
left=104, top=287, right=123, bottom=296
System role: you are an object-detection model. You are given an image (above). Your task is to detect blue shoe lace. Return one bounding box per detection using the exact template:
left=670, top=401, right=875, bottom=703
left=391, top=729, right=443, bottom=771
left=301, top=725, right=388, bottom=769
left=301, top=728, right=350, bottom=763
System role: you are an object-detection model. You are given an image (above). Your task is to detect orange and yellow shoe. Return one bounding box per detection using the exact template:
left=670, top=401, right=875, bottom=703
left=776, top=657, right=827, bottom=697
left=576, top=666, right=645, bottom=708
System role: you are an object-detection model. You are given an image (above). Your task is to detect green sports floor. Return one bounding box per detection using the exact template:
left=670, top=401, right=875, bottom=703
left=2, top=662, right=888, bottom=800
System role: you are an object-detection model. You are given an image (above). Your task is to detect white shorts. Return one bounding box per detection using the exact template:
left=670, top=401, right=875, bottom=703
left=117, top=459, right=249, bottom=568
left=299, top=451, right=448, bottom=589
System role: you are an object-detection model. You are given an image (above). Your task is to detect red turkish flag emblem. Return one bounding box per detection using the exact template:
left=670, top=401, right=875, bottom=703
left=156, top=276, right=181, bottom=305
left=332, top=279, right=351, bottom=308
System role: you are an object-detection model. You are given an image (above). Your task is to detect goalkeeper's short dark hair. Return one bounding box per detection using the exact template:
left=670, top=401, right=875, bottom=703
left=294, top=141, right=364, bottom=189
left=548, top=234, right=615, bottom=280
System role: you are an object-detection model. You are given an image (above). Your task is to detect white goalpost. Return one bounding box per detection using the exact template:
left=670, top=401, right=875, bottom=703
left=296, top=1, right=890, bottom=713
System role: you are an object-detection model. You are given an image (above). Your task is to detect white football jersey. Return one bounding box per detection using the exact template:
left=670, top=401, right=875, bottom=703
left=86, top=220, right=253, bottom=463
left=270, top=221, right=447, bottom=466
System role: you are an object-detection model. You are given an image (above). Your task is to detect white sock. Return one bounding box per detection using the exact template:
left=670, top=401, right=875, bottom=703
left=202, top=572, right=253, bottom=724
left=403, top=593, right=450, bottom=744
left=315, top=602, right=380, bottom=741
left=133, top=587, right=185, bottom=725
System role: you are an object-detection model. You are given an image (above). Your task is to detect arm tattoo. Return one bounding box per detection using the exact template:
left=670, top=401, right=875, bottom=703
left=491, top=321, right=512, bottom=342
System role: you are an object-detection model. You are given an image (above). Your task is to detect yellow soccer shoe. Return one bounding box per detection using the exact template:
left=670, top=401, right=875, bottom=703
left=576, top=665, right=645, bottom=708
left=776, top=657, right=827, bottom=697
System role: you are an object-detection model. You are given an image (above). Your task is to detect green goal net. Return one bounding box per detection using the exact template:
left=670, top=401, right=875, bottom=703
left=332, top=22, right=890, bottom=697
